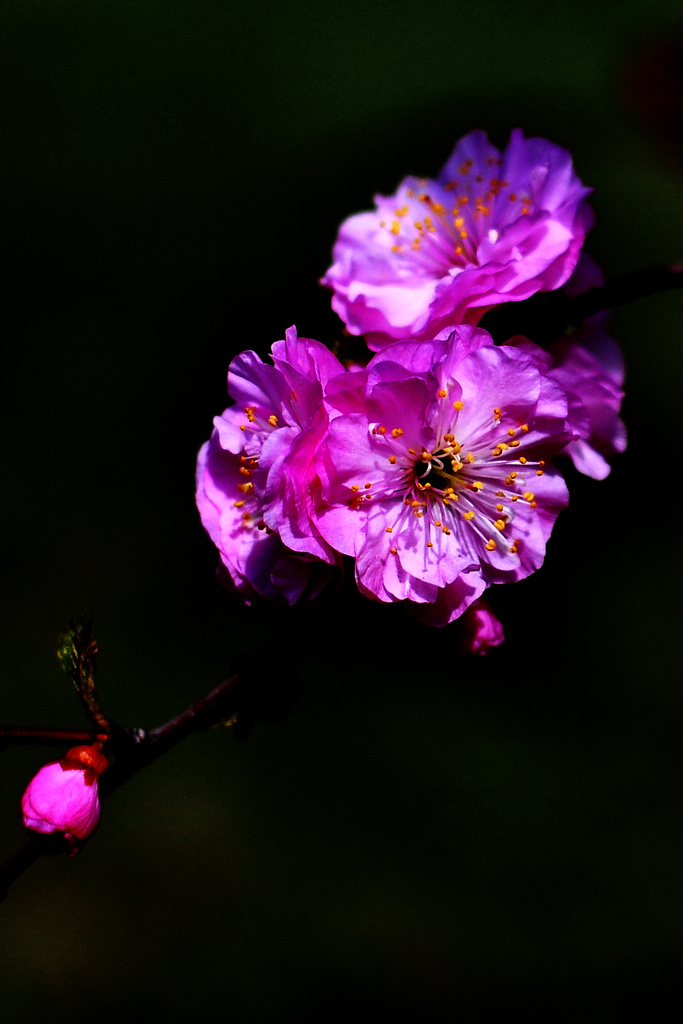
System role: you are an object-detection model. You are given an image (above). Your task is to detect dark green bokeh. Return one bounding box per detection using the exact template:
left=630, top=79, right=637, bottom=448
left=2, top=2, right=683, bottom=1020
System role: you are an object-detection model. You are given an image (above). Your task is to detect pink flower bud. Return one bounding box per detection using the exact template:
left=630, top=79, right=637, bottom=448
left=459, top=599, right=505, bottom=656
left=21, top=744, right=108, bottom=842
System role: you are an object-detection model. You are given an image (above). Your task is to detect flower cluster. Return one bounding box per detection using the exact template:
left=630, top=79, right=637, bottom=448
left=197, top=129, right=625, bottom=636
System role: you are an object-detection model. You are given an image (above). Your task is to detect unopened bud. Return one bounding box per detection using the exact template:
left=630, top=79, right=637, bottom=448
left=459, top=599, right=504, bottom=656
left=21, top=743, right=108, bottom=844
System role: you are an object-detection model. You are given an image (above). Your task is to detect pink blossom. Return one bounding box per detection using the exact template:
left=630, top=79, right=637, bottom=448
left=507, top=256, right=626, bottom=479
left=196, top=327, right=345, bottom=605
left=550, top=256, right=626, bottom=479
left=312, top=325, right=572, bottom=625
left=323, top=129, right=593, bottom=350
left=547, top=326, right=626, bottom=479
left=22, top=745, right=108, bottom=842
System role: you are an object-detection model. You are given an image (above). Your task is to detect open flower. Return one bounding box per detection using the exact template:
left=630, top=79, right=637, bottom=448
left=312, top=326, right=572, bottom=625
left=323, top=129, right=593, bottom=350
left=196, top=327, right=345, bottom=605
left=22, top=744, right=108, bottom=843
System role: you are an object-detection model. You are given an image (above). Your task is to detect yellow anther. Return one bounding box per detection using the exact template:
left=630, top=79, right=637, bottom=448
left=386, top=527, right=393, bottom=533
left=378, top=425, right=387, bottom=434
left=529, top=501, right=538, bottom=508
left=239, top=466, right=251, bottom=476
left=494, top=519, right=506, bottom=531
left=485, top=539, right=497, bottom=551
left=510, top=542, right=519, bottom=553
left=241, top=512, right=252, bottom=522
left=351, top=484, right=360, bottom=492
left=438, top=389, right=448, bottom=399
left=395, top=206, right=408, bottom=217
left=518, top=456, right=527, bottom=465
left=388, top=455, right=397, bottom=464
left=411, top=500, right=420, bottom=508
left=268, top=414, right=278, bottom=427
left=536, top=469, right=544, bottom=477
left=509, top=440, right=520, bottom=448
left=471, top=481, right=484, bottom=491
left=364, top=482, right=372, bottom=489
left=238, top=481, right=254, bottom=494
left=521, top=424, right=529, bottom=433
left=453, top=399, right=464, bottom=410
left=434, top=520, right=442, bottom=528
left=509, top=471, right=517, bottom=479
left=493, top=407, right=501, bottom=419
left=507, top=428, right=516, bottom=437
left=464, top=510, right=475, bottom=520
left=390, top=547, right=398, bottom=555
left=239, top=424, right=246, bottom=431
left=454, top=217, right=464, bottom=229
left=523, top=492, right=535, bottom=502
left=233, top=500, right=245, bottom=508
left=496, top=504, right=504, bottom=513
left=443, top=527, right=452, bottom=535
left=427, top=541, right=433, bottom=548
left=391, top=220, right=401, bottom=234
left=466, top=453, right=475, bottom=464
left=391, top=427, right=404, bottom=437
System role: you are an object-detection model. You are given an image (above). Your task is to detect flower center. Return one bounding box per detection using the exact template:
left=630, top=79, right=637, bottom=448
left=414, top=441, right=465, bottom=492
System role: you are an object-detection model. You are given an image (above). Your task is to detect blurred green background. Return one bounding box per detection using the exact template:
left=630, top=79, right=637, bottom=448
left=2, top=1, right=683, bottom=1020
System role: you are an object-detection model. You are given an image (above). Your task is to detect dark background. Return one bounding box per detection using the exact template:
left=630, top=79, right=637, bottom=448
left=2, top=2, right=683, bottom=1020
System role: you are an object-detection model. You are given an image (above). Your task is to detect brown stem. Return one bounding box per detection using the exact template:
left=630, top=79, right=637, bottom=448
left=0, top=727, right=103, bottom=751
left=568, top=262, right=683, bottom=319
